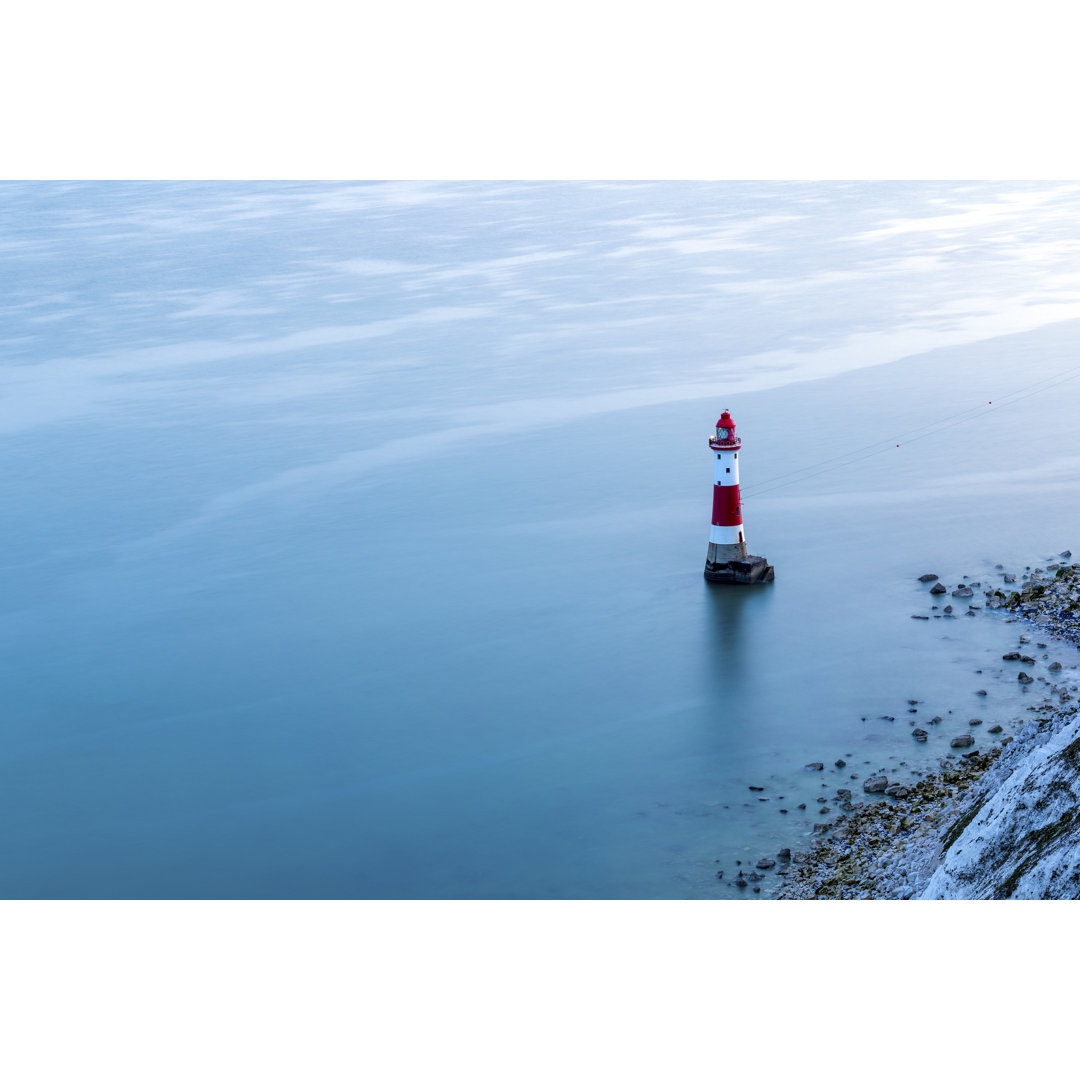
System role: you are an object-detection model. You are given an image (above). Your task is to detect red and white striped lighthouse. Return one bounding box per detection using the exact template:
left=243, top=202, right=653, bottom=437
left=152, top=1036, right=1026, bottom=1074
left=704, top=410, right=774, bottom=584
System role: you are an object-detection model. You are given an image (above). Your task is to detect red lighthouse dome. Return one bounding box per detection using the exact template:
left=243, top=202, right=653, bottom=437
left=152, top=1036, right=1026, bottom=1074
left=710, top=410, right=741, bottom=450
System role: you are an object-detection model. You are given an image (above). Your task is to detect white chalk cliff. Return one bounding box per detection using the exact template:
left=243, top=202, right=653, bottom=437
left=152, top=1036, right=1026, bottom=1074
left=922, top=702, right=1080, bottom=899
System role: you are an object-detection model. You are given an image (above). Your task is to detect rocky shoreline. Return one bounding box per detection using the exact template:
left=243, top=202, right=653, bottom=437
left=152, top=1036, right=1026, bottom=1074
left=758, top=553, right=1080, bottom=900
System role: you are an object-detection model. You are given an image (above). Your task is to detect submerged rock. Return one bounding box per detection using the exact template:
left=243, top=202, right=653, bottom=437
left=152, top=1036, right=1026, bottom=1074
left=912, top=728, right=928, bottom=742
left=918, top=574, right=939, bottom=582
left=805, top=762, right=824, bottom=771
left=951, top=735, right=975, bottom=748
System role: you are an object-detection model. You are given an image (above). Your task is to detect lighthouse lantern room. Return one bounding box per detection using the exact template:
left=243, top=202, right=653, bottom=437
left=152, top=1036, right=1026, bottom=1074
left=704, top=410, right=774, bottom=584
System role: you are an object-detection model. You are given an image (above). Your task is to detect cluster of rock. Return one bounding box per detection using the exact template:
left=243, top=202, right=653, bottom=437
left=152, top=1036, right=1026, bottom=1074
left=984, top=555, right=1080, bottom=647
left=769, top=552, right=1080, bottom=899
left=774, top=750, right=1003, bottom=899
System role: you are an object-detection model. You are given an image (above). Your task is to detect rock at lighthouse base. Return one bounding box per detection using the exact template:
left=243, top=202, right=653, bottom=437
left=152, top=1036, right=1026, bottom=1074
left=704, top=555, right=775, bottom=585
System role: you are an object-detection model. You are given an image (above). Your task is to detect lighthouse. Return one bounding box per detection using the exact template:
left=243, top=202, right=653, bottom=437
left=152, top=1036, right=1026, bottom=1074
left=704, top=410, right=774, bottom=584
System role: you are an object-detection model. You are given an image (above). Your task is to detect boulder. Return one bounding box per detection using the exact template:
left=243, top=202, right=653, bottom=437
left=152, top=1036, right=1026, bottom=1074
left=918, top=574, right=939, bottom=582
left=1018, top=672, right=1034, bottom=684
left=950, top=734, right=975, bottom=748
left=884, top=784, right=910, bottom=798
left=755, top=859, right=776, bottom=870
left=834, top=759, right=847, bottom=768
left=863, top=776, right=889, bottom=793
left=988, top=724, right=1003, bottom=734
left=952, top=586, right=974, bottom=598
left=969, top=718, right=982, bottom=726
left=912, top=728, right=928, bottom=742
left=930, top=583, right=947, bottom=595
left=804, top=762, right=824, bottom=771
left=1003, top=652, right=1021, bottom=660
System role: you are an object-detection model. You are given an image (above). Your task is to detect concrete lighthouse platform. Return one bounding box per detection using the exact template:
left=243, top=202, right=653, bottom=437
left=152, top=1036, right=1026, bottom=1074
left=704, top=555, right=775, bottom=585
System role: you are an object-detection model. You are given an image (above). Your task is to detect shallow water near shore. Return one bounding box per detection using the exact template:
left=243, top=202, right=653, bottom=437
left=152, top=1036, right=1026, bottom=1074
left=2, top=182, right=1080, bottom=898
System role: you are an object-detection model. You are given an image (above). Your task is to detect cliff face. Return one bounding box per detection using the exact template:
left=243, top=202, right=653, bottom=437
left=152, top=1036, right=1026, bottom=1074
left=922, top=701, right=1080, bottom=899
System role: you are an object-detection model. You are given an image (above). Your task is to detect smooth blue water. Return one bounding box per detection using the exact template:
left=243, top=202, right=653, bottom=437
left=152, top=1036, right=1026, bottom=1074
left=3, top=182, right=1080, bottom=897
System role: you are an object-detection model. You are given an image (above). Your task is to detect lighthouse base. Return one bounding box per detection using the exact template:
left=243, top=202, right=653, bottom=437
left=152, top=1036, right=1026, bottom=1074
left=704, top=554, right=775, bottom=585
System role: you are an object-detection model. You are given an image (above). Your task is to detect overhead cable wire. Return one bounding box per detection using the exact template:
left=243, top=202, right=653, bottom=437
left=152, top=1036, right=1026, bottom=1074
left=741, top=358, right=1080, bottom=501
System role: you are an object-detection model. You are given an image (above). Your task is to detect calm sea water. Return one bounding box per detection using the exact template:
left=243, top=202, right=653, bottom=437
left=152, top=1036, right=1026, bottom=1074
left=2, top=181, right=1080, bottom=898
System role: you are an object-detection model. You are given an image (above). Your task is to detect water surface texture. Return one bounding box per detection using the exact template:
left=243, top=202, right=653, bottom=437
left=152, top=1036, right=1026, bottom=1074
left=3, top=182, right=1080, bottom=897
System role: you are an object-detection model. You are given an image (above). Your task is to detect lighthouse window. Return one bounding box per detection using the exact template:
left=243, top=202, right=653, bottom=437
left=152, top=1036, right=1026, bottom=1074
left=725, top=467, right=730, bottom=473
